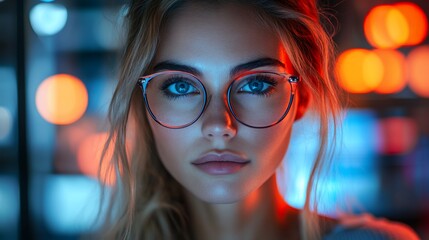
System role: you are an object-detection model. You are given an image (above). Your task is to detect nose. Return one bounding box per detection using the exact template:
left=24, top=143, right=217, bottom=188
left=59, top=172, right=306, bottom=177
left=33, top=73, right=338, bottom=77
left=201, top=95, right=237, bottom=141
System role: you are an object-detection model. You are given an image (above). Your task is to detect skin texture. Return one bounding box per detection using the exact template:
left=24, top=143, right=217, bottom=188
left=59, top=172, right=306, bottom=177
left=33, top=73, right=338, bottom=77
left=147, top=2, right=308, bottom=239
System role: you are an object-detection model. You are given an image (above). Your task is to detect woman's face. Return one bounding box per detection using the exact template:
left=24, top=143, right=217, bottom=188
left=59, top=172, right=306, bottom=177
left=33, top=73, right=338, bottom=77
left=148, top=3, right=302, bottom=203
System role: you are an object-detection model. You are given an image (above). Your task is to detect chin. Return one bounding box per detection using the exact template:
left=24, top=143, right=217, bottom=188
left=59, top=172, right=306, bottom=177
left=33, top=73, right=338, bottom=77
left=189, top=183, right=251, bottom=204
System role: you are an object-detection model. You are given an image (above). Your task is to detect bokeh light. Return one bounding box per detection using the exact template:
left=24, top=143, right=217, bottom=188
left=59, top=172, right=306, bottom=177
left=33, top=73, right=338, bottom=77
left=364, top=5, right=407, bottom=49
left=282, top=110, right=380, bottom=214
left=376, top=117, right=418, bottom=155
left=36, top=74, right=88, bottom=125
left=336, top=49, right=384, bottom=93
left=0, top=106, right=13, bottom=141
left=0, top=177, right=19, bottom=231
left=385, top=6, right=409, bottom=47
left=0, top=67, right=17, bottom=140
left=30, top=3, right=68, bottom=36
left=372, top=49, right=407, bottom=94
left=54, top=118, right=99, bottom=174
left=43, top=176, right=104, bottom=234
left=407, top=45, right=429, bottom=98
left=57, top=118, right=97, bottom=152
left=364, top=3, right=428, bottom=49
left=77, top=133, right=116, bottom=185
left=395, top=2, right=428, bottom=46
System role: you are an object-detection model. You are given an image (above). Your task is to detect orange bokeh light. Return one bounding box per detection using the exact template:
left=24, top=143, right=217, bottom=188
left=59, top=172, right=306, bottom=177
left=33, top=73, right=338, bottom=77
left=77, top=132, right=116, bottom=185
left=364, top=5, right=406, bottom=49
left=373, top=49, right=407, bottom=94
left=36, top=74, right=88, bottom=125
left=395, top=2, right=428, bottom=46
left=385, top=6, right=409, bottom=46
left=336, top=49, right=384, bottom=93
left=364, top=3, right=428, bottom=49
left=407, top=45, right=429, bottom=98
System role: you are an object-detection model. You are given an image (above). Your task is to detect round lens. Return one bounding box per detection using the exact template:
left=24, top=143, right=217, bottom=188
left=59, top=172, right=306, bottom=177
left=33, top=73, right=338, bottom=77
left=144, top=72, right=206, bottom=128
left=228, top=72, right=292, bottom=128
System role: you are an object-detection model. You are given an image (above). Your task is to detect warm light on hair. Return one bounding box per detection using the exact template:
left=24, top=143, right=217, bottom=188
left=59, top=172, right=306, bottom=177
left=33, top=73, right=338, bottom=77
left=35, top=74, right=88, bottom=125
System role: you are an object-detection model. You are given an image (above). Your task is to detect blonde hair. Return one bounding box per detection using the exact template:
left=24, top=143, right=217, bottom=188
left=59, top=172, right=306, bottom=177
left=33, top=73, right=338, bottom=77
left=97, top=0, right=343, bottom=239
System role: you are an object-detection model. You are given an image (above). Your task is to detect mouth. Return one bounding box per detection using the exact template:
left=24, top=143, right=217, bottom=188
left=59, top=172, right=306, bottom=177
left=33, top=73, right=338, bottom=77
left=191, top=152, right=250, bottom=175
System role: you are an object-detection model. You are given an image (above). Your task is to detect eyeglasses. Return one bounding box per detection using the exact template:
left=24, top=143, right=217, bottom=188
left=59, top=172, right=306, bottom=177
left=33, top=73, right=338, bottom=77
left=137, top=70, right=300, bottom=129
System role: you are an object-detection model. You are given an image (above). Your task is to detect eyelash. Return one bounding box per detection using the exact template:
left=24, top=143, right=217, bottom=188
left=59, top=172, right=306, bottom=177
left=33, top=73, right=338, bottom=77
left=160, top=77, right=199, bottom=99
left=237, top=76, right=278, bottom=97
left=157, top=73, right=280, bottom=101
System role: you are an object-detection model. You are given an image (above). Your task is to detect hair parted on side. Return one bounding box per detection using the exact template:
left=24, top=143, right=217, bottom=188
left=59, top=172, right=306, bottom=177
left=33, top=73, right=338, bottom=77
left=96, top=0, right=343, bottom=239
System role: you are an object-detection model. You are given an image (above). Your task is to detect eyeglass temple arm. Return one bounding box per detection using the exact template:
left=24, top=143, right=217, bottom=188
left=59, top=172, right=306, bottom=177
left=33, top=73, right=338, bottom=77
left=288, top=75, right=300, bottom=94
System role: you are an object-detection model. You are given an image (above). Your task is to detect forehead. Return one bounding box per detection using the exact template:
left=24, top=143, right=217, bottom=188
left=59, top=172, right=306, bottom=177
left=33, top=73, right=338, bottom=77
left=154, top=2, right=288, bottom=73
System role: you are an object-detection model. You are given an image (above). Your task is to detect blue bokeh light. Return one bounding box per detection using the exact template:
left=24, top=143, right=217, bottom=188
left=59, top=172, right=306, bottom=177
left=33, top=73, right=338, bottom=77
left=281, top=109, right=380, bottom=215
left=0, top=176, right=19, bottom=231
left=0, top=67, right=17, bottom=145
left=29, top=3, right=68, bottom=36
left=43, top=175, right=105, bottom=234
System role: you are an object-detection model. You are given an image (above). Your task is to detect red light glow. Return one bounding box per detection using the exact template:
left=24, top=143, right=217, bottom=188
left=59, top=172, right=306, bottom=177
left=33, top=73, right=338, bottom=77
left=376, top=117, right=418, bottom=155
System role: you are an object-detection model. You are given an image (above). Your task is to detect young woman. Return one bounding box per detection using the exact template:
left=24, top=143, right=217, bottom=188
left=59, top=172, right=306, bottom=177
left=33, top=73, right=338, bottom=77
left=97, top=0, right=420, bottom=239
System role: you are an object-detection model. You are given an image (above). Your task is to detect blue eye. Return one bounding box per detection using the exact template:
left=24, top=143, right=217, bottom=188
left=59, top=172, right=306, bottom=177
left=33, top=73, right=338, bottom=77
left=238, top=75, right=277, bottom=96
left=168, top=81, right=193, bottom=94
left=161, top=77, right=200, bottom=98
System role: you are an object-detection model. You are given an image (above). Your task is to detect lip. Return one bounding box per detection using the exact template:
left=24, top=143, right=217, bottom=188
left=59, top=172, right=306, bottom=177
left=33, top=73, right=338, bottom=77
left=192, top=152, right=250, bottom=175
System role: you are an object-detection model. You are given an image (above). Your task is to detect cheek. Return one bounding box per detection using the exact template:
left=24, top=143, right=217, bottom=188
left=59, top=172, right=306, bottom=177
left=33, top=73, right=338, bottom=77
left=246, top=112, right=295, bottom=167
left=258, top=101, right=298, bottom=164
left=148, top=118, right=198, bottom=173
left=151, top=127, right=184, bottom=161
left=252, top=126, right=292, bottom=167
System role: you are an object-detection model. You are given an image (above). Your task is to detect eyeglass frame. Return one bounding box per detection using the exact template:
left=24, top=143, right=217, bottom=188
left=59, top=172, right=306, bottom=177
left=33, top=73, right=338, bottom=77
left=137, top=70, right=300, bottom=129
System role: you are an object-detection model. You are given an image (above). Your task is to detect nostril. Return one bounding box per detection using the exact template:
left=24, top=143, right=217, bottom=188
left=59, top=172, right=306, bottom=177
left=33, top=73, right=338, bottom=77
left=206, top=132, right=231, bottom=138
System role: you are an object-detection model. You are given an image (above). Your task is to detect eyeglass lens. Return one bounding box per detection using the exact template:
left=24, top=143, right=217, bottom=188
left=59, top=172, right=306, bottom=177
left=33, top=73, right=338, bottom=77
left=143, top=72, right=293, bottom=128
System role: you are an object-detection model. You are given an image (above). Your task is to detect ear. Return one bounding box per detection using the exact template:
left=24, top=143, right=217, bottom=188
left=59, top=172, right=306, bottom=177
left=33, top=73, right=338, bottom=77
left=294, top=86, right=311, bottom=121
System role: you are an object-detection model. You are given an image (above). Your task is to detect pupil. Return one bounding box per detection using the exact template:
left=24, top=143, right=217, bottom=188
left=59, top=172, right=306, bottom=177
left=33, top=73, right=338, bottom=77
left=176, top=82, right=190, bottom=93
left=249, top=80, right=262, bottom=92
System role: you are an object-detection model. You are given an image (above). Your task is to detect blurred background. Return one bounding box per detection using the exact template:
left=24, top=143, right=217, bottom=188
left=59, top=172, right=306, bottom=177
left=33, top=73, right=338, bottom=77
left=0, top=0, right=428, bottom=239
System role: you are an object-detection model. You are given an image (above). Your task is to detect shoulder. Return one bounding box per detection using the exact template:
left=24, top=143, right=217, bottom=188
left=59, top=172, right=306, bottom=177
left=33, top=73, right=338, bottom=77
left=323, top=213, right=420, bottom=240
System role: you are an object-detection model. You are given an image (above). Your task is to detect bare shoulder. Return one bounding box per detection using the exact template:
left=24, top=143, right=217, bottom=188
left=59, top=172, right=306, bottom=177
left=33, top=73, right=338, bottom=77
left=323, top=213, right=421, bottom=240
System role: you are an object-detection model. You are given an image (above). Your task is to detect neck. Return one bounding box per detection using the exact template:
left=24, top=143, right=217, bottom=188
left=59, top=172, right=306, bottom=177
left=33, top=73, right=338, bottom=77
left=185, top=175, right=300, bottom=240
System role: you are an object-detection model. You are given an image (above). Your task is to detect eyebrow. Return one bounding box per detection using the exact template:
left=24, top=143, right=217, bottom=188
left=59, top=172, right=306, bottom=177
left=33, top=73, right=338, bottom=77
left=152, top=57, right=286, bottom=77
left=230, top=58, right=285, bottom=76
